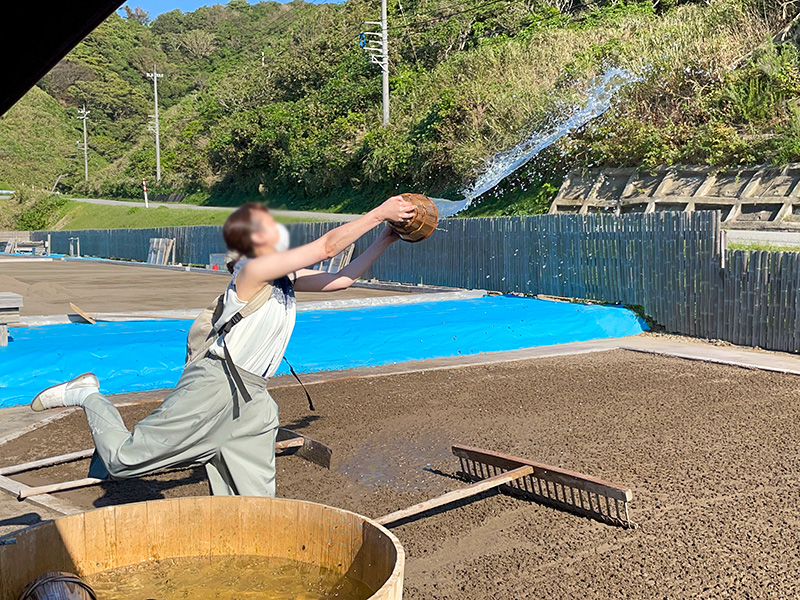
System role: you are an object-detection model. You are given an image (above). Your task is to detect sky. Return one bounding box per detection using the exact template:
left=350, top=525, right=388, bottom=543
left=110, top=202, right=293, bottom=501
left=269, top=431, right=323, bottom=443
left=118, top=0, right=335, bottom=18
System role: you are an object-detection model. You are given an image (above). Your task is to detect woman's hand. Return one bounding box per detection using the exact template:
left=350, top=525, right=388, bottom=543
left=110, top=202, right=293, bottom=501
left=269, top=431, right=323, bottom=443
left=377, top=195, right=415, bottom=223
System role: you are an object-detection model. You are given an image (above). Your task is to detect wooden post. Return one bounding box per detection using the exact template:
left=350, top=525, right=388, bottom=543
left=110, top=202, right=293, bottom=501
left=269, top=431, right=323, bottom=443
left=0, top=292, right=22, bottom=347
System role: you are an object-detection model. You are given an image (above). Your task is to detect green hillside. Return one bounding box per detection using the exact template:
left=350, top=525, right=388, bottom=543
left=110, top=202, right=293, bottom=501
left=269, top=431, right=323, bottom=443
left=0, top=193, right=320, bottom=231
left=2, top=0, right=799, bottom=215
left=0, top=87, right=89, bottom=191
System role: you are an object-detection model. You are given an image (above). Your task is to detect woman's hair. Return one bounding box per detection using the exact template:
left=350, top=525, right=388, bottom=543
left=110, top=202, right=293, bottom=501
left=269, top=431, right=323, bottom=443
left=223, top=202, right=270, bottom=273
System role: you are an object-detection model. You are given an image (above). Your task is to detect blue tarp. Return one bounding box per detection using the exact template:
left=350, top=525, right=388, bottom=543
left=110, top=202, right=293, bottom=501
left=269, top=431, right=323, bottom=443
left=0, top=296, right=647, bottom=408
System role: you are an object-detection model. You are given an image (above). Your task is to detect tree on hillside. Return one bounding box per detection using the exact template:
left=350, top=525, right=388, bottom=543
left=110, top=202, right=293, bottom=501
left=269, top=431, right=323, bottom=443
left=123, top=6, right=151, bottom=26
left=181, top=30, right=217, bottom=59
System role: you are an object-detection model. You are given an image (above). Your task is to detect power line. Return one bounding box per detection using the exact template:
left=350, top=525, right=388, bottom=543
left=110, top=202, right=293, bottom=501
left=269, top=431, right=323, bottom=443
left=386, top=0, right=511, bottom=31
left=397, top=0, right=419, bottom=62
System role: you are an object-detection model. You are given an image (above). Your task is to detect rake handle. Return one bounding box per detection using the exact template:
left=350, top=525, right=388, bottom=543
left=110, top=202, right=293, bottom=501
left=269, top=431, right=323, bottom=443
left=375, top=465, right=534, bottom=526
left=16, top=438, right=306, bottom=500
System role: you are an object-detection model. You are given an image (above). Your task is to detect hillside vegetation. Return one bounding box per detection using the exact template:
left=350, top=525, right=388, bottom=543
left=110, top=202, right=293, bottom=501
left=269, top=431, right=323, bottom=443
left=1, top=0, right=798, bottom=216
left=0, top=87, right=90, bottom=191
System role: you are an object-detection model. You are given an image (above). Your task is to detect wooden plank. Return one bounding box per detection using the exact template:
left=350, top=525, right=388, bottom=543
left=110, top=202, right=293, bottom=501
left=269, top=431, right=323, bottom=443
left=237, top=496, right=269, bottom=557
left=685, top=214, right=693, bottom=335
left=147, top=499, right=181, bottom=561
left=753, top=251, right=762, bottom=347
left=113, top=502, right=148, bottom=569
left=376, top=465, right=534, bottom=526
left=179, top=496, right=212, bottom=558
left=719, top=243, right=727, bottom=344
left=0, top=475, right=79, bottom=516
left=762, top=251, right=771, bottom=350
left=792, top=253, right=799, bottom=352
left=748, top=252, right=758, bottom=347
left=0, top=308, right=20, bottom=325
left=31, top=521, right=70, bottom=583
left=0, top=449, right=95, bottom=476
left=451, top=444, right=631, bottom=502
left=700, top=213, right=707, bottom=338
left=0, top=292, right=23, bottom=310
left=732, top=251, right=742, bottom=345
left=679, top=213, right=688, bottom=334
left=787, top=252, right=795, bottom=352
left=777, top=251, right=787, bottom=351
left=54, top=512, right=86, bottom=575
left=729, top=251, right=737, bottom=344
left=210, top=496, right=241, bottom=556
left=792, top=252, right=800, bottom=352
left=778, top=251, right=788, bottom=352
left=69, top=303, right=96, bottom=325
left=14, top=438, right=306, bottom=498
left=711, top=212, right=722, bottom=340
left=82, top=506, right=116, bottom=571
left=294, top=499, right=320, bottom=568
left=270, top=497, right=300, bottom=561
left=767, top=252, right=779, bottom=351
left=793, top=253, right=800, bottom=352
left=777, top=252, right=788, bottom=351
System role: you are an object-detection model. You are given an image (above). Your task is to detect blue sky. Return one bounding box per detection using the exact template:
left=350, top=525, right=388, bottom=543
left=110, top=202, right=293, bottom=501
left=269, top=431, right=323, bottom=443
left=118, top=0, right=335, bottom=18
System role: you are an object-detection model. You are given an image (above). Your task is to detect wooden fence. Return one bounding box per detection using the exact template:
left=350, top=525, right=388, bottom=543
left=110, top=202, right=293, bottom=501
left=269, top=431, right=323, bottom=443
left=33, top=212, right=800, bottom=353
left=37, top=225, right=226, bottom=265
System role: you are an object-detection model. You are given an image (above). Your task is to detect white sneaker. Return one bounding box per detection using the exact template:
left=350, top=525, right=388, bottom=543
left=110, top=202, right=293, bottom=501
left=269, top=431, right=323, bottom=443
left=31, top=373, right=100, bottom=412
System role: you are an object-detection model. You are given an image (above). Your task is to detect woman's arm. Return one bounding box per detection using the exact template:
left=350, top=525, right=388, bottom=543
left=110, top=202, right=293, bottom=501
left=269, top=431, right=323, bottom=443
left=236, top=196, right=414, bottom=299
left=293, top=226, right=400, bottom=292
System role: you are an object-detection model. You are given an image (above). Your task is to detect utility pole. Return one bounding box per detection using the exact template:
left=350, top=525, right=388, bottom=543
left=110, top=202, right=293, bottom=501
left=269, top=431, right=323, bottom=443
left=146, top=65, right=163, bottom=182
left=76, top=105, right=89, bottom=181
left=381, top=0, right=389, bottom=127
left=360, top=0, right=389, bottom=127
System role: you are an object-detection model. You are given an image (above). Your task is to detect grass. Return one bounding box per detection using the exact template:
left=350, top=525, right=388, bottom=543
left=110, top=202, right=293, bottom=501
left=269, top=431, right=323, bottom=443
left=52, top=201, right=325, bottom=230
left=53, top=201, right=232, bottom=230
left=727, top=242, right=800, bottom=253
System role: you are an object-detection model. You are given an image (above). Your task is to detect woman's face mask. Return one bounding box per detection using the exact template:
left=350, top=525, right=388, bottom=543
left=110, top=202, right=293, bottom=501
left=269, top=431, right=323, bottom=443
left=274, top=223, right=290, bottom=252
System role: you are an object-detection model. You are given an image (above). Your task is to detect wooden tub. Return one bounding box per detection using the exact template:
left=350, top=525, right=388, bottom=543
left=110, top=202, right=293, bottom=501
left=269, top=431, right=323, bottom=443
left=0, top=497, right=404, bottom=599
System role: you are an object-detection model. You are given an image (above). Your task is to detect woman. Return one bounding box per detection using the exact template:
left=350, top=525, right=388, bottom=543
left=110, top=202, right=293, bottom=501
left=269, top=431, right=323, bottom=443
left=30, top=195, right=415, bottom=496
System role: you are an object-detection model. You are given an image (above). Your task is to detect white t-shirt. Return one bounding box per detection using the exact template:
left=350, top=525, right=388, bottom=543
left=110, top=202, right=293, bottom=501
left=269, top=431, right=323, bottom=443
left=208, top=259, right=297, bottom=378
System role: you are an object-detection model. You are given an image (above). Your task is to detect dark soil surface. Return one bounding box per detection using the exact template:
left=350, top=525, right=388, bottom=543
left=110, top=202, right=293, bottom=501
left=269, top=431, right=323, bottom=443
left=4, top=349, right=800, bottom=599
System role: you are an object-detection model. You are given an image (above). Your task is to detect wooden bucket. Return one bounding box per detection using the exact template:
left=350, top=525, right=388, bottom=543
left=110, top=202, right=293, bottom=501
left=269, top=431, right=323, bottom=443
left=0, top=497, right=404, bottom=600
left=389, top=194, right=438, bottom=243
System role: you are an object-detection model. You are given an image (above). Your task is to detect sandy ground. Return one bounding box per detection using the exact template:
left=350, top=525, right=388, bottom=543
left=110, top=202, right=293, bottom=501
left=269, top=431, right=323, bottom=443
left=0, top=260, right=408, bottom=316
left=3, top=350, right=800, bottom=599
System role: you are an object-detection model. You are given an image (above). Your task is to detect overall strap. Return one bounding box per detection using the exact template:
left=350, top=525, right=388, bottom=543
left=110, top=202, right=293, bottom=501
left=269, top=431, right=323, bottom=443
left=283, top=357, right=315, bottom=411
left=218, top=315, right=251, bottom=418
left=214, top=284, right=273, bottom=417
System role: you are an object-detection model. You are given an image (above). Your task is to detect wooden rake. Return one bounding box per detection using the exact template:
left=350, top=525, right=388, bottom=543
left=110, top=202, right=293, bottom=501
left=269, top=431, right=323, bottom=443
left=6, top=428, right=331, bottom=501
left=376, top=444, right=635, bottom=529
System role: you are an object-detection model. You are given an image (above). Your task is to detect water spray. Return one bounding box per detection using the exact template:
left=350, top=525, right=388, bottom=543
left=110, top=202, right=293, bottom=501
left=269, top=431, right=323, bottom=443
left=427, top=68, right=641, bottom=219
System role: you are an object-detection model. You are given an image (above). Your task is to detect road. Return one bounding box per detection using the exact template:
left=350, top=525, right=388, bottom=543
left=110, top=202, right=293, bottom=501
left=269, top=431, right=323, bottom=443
left=68, top=197, right=362, bottom=222
left=725, top=229, right=800, bottom=248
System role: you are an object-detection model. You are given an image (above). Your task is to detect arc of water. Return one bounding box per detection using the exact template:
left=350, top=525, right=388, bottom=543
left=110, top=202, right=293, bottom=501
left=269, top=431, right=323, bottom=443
left=431, top=68, right=640, bottom=218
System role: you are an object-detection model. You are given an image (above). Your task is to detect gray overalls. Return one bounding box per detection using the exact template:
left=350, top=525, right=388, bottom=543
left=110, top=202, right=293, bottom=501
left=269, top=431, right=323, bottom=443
left=84, top=270, right=295, bottom=497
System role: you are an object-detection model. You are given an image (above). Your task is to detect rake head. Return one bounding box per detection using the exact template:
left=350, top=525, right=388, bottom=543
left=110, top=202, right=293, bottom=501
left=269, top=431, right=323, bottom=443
left=452, top=445, right=635, bottom=529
